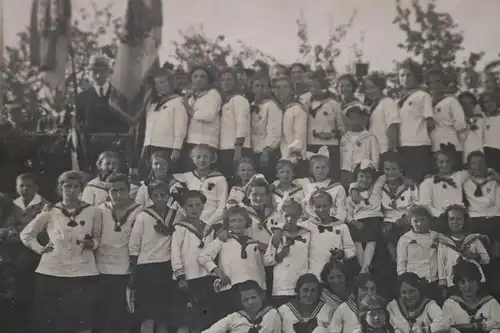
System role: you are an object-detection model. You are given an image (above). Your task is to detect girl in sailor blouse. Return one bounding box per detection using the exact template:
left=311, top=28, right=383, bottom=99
left=289, top=62, right=309, bottom=100
left=264, top=198, right=310, bottom=307
left=396, top=59, right=436, bottom=184
left=174, top=144, right=228, bottom=226
left=141, top=65, right=188, bottom=173
left=329, top=273, right=378, bottom=333
left=274, top=75, right=308, bottom=164
left=198, top=206, right=266, bottom=319
left=250, top=73, right=283, bottom=182
left=21, top=171, right=102, bottom=333
left=171, top=190, right=220, bottom=332
left=354, top=295, right=396, bottom=333
left=320, top=260, right=352, bottom=313
left=184, top=65, right=223, bottom=150
left=387, top=273, right=448, bottom=333
left=363, top=73, right=400, bottom=154
left=303, top=190, right=356, bottom=278
left=458, top=92, right=484, bottom=165
left=426, top=68, right=467, bottom=163
left=279, top=274, right=335, bottom=333
left=442, top=260, right=500, bottom=333
left=305, top=70, right=345, bottom=180
left=271, top=158, right=304, bottom=209
left=202, top=280, right=281, bottom=333
left=437, top=205, right=489, bottom=298
left=218, top=67, right=252, bottom=179
left=95, top=173, right=143, bottom=333
left=298, top=147, right=346, bottom=220
left=228, top=157, right=256, bottom=205
left=82, top=150, right=122, bottom=206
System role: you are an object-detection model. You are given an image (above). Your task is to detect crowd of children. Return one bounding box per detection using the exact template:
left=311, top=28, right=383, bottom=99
left=1, top=58, right=500, bottom=333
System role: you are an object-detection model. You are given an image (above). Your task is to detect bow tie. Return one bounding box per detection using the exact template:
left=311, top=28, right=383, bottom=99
left=286, top=235, right=307, bottom=245
left=248, top=317, right=263, bottom=333
left=318, top=225, right=334, bottom=233
left=433, top=176, right=457, bottom=188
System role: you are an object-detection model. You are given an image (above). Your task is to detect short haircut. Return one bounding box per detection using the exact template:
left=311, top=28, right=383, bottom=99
left=380, top=151, right=404, bottom=170
left=236, top=279, right=264, bottom=294
left=466, top=150, right=486, bottom=167
left=97, top=151, right=121, bottom=166
left=407, top=205, right=433, bottom=221
left=398, top=272, right=426, bottom=294
left=223, top=205, right=252, bottom=229
left=452, top=259, right=482, bottom=287
left=457, top=91, right=478, bottom=106
left=57, top=171, right=85, bottom=194
left=147, top=179, right=171, bottom=198
left=17, top=172, right=38, bottom=184
left=182, top=190, right=207, bottom=205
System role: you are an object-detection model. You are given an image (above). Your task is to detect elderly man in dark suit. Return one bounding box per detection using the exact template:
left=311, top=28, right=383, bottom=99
left=75, top=54, right=131, bottom=174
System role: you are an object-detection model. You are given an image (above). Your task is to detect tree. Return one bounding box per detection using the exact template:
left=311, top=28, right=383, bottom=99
left=296, top=9, right=356, bottom=78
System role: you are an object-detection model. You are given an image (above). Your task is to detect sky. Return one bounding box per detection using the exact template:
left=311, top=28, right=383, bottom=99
left=3, top=0, right=500, bottom=72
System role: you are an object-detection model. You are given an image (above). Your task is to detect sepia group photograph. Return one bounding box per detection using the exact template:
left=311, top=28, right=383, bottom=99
left=1, top=0, right=500, bottom=332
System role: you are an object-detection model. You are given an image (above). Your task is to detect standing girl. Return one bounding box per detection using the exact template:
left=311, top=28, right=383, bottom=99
left=20, top=171, right=102, bottom=333
left=396, top=59, right=436, bottom=184
left=480, top=91, right=500, bottom=173
left=250, top=73, right=283, bottom=182
left=458, top=92, right=484, bottom=165
left=141, top=66, right=188, bottom=175
left=174, top=144, right=228, bottom=226
left=128, top=180, right=182, bottom=333
left=363, top=73, right=400, bottom=154
left=95, top=173, right=143, bottom=333
left=305, top=70, right=345, bottom=180
left=185, top=65, right=223, bottom=151
left=218, top=67, right=252, bottom=179
left=437, top=204, right=489, bottom=298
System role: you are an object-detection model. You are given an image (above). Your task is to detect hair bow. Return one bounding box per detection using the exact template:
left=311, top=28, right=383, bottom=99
left=306, top=145, right=330, bottom=160
left=359, top=159, right=375, bottom=171
left=243, top=173, right=268, bottom=195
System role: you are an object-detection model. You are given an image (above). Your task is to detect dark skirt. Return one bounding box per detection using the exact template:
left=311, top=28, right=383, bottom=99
left=398, top=146, right=431, bottom=184
left=484, top=147, right=500, bottom=174
left=135, top=261, right=175, bottom=322
left=469, top=216, right=500, bottom=241
left=253, top=149, right=280, bottom=183
left=382, top=221, right=411, bottom=243
left=33, top=273, right=97, bottom=332
left=94, top=274, right=131, bottom=331
left=349, top=217, right=382, bottom=243
left=175, top=276, right=217, bottom=330
left=218, top=148, right=253, bottom=180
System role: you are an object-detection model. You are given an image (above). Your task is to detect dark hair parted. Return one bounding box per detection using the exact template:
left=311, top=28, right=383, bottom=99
left=407, top=205, right=433, bottom=222
left=295, top=274, right=322, bottom=301
left=320, top=259, right=348, bottom=285
left=398, top=272, right=427, bottom=295
left=235, top=279, right=264, bottom=295
left=452, top=259, right=482, bottom=288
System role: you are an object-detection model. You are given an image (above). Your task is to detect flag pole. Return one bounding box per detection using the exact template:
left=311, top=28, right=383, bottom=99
left=68, top=43, right=84, bottom=171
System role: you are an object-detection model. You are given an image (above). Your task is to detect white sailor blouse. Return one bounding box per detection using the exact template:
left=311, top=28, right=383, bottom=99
left=437, top=234, right=489, bottom=287
left=345, top=186, right=383, bottom=222
left=202, top=306, right=281, bottom=333
left=173, top=171, right=228, bottom=225
left=279, top=300, right=334, bottom=333
left=297, top=178, right=347, bottom=222
left=20, top=202, right=102, bottom=277
left=244, top=205, right=277, bottom=248
left=459, top=113, right=485, bottom=163
left=143, top=94, right=188, bottom=150
left=198, top=236, right=267, bottom=291
left=484, top=113, right=500, bottom=150
left=329, top=295, right=360, bottom=333
left=368, top=96, right=400, bottom=153
left=82, top=177, right=109, bottom=206
left=96, top=201, right=143, bottom=275
left=387, top=298, right=449, bottom=333
left=128, top=204, right=181, bottom=265
left=430, top=95, right=467, bottom=152
left=397, top=230, right=440, bottom=282
left=220, top=94, right=251, bottom=150
left=419, top=171, right=469, bottom=217
left=251, top=99, right=283, bottom=153
left=463, top=177, right=500, bottom=218
left=171, top=220, right=220, bottom=281
left=442, top=296, right=500, bottom=329
left=321, top=289, right=347, bottom=313
left=270, top=181, right=305, bottom=210
left=186, top=88, right=223, bottom=148
left=376, top=179, right=419, bottom=224
left=263, top=227, right=311, bottom=296
left=302, top=220, right=356, bottom=278
left=306, top=96, right=345, bottom=146
left=340, top=130, right=380, bottom=172
left=398, top=90, right=434, bottom=147
left=281, top=101, right=308, bottom=159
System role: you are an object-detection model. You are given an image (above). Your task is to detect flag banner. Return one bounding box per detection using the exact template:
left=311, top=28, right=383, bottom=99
left=109, top=0, right=163, bottom=125
left=29, top=0, right=72, bottom=89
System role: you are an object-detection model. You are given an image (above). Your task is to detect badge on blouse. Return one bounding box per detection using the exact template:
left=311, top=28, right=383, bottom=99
left=356, top=142, right=362, bottom=147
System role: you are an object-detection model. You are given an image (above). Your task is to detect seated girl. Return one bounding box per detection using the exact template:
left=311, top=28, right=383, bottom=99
left=437, top=205, right=489, bottom=298
left=264, top=197, right=310, bottom=307
left=329, top=273, right=378, bottom=333
left=386, top=272, right=448, bottom=333
left=442, top=260, right=500, bottom=333
left=279, top=274, right=335, bottom=333
left=271, top=158, right=304, bottom=209
left=202, top=280, right=281, bottom=333
left=345, top=160, right=383, bottom=273
left=353, top=295, right=395, bottom=333
left=320, top=260, right=352, bottom=313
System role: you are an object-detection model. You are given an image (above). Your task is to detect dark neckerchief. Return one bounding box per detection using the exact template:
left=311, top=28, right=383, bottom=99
left=230, top=235, right=252, bottom=259
left=396, top=298, right=432, bottom=326
left=432, top=93, right=447, bottom=107
left=154, top=93, right=180, bottom=111
left=54, top=202, right=92, bottom=227
left=383, top=180, right=410, bottom=209
left=106, top=202, right=141, bottom=232
left=175, top=220, right=209, bottom=248
left=450, top=295, right=493, bottom=318
left=238, top=306, right=273, bottom=333
left=142, top=206, right=177, bottom=236
left=397, top=89, right=417, bottom=108
left=433, top=175, right=457, bottom=188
